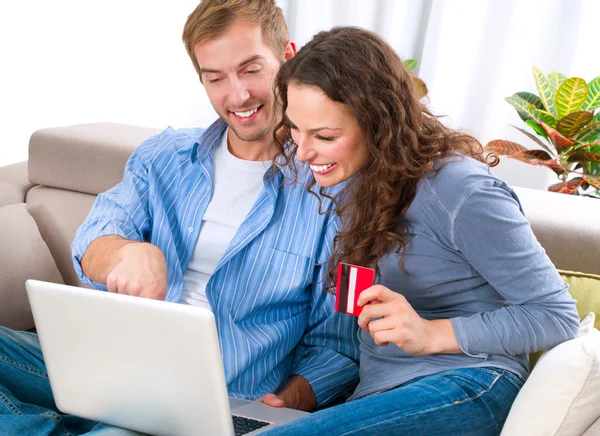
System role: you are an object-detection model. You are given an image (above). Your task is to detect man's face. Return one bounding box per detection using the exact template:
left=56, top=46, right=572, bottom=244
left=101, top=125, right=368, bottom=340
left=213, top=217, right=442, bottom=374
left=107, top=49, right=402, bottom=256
left=194, top=21, right=293, bottom=143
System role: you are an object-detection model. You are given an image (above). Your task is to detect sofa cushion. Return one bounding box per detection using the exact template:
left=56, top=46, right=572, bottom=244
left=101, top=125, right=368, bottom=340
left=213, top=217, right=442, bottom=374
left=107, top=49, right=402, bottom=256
left=514, top=187, right=600, bottom=276
left=0, top=203, right=64, bottom=331
left=561, top=270, right=600, bottom=330
left=583, top=416, right=600, bottom=435
left=28, top=123, right=160, bottom=196
left=529, top=270, right=600, bottom=369
left=26, top=186, right=97, bottom=287
left=0, top=162, right=35, bottom=207
left=501, top=313, right=600, bottom=436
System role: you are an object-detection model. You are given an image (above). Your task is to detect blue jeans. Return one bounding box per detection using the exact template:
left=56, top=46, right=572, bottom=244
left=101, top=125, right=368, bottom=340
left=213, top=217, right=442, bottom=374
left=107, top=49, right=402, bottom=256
left=0, top=326, right=146, bottom=436
left=264, top=366, right=523, bottom=436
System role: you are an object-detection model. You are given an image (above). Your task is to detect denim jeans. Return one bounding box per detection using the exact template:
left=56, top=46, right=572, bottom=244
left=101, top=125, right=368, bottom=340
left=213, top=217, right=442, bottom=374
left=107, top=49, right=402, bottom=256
left=264, top=366, right=523, bottom=436
left=0, top=326, right=146, bottom=436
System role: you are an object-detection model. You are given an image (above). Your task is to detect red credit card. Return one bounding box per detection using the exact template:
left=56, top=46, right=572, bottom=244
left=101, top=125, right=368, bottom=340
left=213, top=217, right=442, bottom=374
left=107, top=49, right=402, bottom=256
left=335, top=263, right=375, bottom=316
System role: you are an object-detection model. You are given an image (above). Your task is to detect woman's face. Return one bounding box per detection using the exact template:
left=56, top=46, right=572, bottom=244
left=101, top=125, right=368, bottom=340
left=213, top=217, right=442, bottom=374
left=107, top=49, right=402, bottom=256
left=285, top=83, right=370, bottom=187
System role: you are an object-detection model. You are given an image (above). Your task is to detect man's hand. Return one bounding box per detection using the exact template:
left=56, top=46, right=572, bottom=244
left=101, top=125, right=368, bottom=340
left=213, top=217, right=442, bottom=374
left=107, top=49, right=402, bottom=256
left=357, top=285, right=461, bottom=355
left=256, top=375, right=317, bottom=412
left=106, top=242, right=168, bottom=299
left=81, top=235, right=168, bottom=300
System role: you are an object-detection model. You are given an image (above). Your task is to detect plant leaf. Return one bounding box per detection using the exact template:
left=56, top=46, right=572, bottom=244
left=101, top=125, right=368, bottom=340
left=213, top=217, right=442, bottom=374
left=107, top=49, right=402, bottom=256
left=540, top=123, right=576, bottom=153
left=533, top=67, right=557, bottom=117
left=525, top=119, right=548, bottom=138
left=582, top=174, right=600, bottom=189
left=403, top=59, right=417, bottom=71
left=513, top=150, right=553, bottom=162
left=506, top=96, right=538, bottom=123
left=485, top=140, right=527, bottom=156
left=548, top=177, right=583, bottom=194
left=547, top=71, right=567, bottom=95
left=539, top=159, right=566, bottom=176
left=568, top=151, right=600, bottom=164
left=556, top=111, right=594, bottom=138
left=534, top=108, right=558, bottom=128
left=555, top=77, right=588, bottom=119
left=515, top=92, right=544, bottom=109
left=574, top=121, right=600, bottom=143
left=582, top=76, right=600, bottom=111
left=511, top=125, right=555, bottom=155
left=411, top=76, right=428, bottom=98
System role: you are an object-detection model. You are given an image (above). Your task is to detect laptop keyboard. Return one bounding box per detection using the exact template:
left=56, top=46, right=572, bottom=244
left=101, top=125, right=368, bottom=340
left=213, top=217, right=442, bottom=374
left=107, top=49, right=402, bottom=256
left=232, top=415, right=271, bottom=435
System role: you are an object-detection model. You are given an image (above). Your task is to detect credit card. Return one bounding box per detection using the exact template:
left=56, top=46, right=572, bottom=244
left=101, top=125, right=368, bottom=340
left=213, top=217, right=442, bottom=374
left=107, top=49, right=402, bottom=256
left=335, top=262, right=375, bottom=316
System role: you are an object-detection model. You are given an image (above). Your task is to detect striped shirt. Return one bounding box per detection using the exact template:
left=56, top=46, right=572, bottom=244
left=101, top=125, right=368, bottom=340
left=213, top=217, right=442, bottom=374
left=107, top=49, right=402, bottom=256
left=71, top=118, right=360, bottom=406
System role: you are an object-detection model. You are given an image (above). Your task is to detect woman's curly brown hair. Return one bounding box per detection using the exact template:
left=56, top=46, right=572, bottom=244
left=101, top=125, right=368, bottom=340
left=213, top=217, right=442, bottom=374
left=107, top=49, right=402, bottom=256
left=273, top=26, right=498, bottom=291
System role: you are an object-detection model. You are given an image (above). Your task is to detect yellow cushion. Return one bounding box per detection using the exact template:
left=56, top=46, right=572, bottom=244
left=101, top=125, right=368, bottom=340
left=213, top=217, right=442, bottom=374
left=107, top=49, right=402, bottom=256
left=529, top=269, right=600, bottom=369
left=559, top=269, right=600, bottom=330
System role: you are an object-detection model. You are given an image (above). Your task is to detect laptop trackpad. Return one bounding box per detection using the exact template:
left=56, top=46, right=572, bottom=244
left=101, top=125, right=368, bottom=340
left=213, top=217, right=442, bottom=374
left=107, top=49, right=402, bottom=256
left=229, top=397, right=254, bottom=410
left=232, top=401, right=309, bottom=425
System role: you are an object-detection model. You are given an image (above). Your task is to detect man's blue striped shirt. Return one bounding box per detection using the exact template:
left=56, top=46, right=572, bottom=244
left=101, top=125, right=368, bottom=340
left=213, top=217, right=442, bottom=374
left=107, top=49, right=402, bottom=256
left=71, top=118, right=360, bottom=405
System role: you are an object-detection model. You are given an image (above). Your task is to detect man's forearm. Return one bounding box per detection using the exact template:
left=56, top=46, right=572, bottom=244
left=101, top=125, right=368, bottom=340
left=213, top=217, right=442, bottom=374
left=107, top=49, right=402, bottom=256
left=80, top=235, right=136, bottom=284
left=276, top=375, right=317, bottom=412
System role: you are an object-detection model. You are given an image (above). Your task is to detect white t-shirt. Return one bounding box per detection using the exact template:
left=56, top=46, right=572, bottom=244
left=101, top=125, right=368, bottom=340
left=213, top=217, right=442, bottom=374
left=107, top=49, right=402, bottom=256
left=181, top=132, right=269, bottom=310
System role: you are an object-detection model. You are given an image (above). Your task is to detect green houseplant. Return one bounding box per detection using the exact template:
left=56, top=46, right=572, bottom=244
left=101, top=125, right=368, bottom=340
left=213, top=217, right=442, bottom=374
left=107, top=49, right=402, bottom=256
left=404, top=59, right=428, bottom=99
left=485, top=67, right=600, bottom=196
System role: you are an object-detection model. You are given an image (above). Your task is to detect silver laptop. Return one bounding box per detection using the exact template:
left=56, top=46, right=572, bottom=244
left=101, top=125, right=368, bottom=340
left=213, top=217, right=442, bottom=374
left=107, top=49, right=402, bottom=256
left=26, top=279, right=309, bottom=436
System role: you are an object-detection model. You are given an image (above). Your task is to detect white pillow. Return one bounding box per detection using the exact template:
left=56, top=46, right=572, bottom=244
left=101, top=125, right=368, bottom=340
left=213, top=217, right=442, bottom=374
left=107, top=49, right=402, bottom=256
left=501, top=312, right=600, bottom=436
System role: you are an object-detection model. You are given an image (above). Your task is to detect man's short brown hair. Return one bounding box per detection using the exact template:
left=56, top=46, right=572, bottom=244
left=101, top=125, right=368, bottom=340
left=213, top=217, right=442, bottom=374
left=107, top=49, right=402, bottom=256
left=182, top=0, right=289, bottom=74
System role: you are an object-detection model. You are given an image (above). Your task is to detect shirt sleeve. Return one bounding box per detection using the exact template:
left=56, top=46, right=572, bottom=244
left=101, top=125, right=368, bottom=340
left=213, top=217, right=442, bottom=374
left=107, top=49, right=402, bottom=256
left=71, top=135, right=158, bottom=290
left=289, top=215, right=360, bottom=406
left=449, top=179, right=580, bottom=357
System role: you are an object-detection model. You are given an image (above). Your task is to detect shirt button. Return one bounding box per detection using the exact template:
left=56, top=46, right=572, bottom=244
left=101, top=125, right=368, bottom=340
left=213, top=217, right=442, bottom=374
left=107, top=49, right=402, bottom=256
left=188, top=227, right=194, bottom=233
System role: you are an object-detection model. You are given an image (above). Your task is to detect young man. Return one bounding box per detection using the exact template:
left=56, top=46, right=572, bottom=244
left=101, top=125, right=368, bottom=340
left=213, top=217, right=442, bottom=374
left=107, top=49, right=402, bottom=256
left=0, top=1, right=359, bottom=435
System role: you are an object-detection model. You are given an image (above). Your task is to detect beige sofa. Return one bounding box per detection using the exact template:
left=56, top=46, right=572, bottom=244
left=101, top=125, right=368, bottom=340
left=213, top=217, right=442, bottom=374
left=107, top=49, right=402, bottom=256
left=0, top=123, right=599, bottom=433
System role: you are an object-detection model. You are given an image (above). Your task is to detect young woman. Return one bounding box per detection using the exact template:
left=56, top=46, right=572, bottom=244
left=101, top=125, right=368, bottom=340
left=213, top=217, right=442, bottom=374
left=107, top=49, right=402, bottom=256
left=264, top=27, right=579, bottom=435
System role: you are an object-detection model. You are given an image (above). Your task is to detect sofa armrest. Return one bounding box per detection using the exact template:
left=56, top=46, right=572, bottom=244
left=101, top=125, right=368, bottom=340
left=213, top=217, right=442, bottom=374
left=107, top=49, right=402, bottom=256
left=0, top=162, right=35, bottom=207
left=0, top=203, right=63, bottom=331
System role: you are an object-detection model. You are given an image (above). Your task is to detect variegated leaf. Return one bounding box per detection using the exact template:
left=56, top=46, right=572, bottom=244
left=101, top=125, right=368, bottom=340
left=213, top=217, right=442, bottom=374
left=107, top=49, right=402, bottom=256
left=506, top=96, right=538, bottom=122
left=547, top=71, right=567, bottom=95
left=567, top=151, right=600, bottom=163
left=485, top=140, right=527, bottom=155
left=513, top=150, right=553, bottom=162
left=515, top=92, right=544, bottom=109
left=555, top=77, right=588, bottom=119
left=533, top=67, right=557, bottom=117
left=575, top=122, right=600, bottom=143
left=511, top=125, right=555, bottom=155
left=556, top=111, right=594, bottom=138
left=403, top=59, right=417, bottom=71
left=540, top=123, right=575, bottom=153
left=583, top=174, right=600, bottom=189
left=540, top=159, right=566, bottom=176
left=582, top=76, right=600, bottom=111
left=534, top=108, right=558, bottom=128
left=412, top=76, right=428, bottom=98
left=548, top=177, right=583, bottom=194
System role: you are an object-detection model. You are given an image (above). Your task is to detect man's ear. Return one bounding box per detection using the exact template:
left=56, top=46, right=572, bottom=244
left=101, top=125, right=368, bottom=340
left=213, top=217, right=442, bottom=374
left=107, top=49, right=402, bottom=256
left=284, top=40, right=297, bottom=61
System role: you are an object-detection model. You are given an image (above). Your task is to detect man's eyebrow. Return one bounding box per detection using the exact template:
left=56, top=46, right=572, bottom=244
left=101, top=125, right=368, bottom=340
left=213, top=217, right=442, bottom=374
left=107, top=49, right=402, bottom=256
left=198, top=55, right=265, bottom=75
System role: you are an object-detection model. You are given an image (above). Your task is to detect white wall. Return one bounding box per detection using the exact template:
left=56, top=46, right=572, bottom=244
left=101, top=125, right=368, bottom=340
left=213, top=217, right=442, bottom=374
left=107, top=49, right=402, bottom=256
left=2, top=1, right=597, bottom=192
left=0, top=0, right=215, bottom=167
left=419, top=0, right=600, bottom=190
